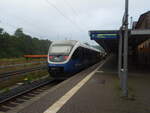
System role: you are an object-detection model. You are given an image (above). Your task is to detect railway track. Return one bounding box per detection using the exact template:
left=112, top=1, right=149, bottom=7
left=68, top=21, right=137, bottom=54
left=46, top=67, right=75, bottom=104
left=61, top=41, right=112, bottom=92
left=0, top=65, right=47, bottom=80
left=0, top=61, right=46, bottom=69
left=0, top=77, right=54, bottom=104
left=0, top=64, right=57, bottom=112
left=0, top=77, right=57, bottom=112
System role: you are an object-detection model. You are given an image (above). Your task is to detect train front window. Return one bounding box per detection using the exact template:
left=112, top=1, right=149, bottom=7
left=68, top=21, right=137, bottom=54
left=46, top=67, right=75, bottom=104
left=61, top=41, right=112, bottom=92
left=49, top=44, right=73, bottom=55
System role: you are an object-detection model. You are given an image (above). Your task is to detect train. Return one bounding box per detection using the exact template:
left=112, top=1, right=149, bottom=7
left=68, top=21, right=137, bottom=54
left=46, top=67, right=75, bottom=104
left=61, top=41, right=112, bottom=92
left=47, top=40, right=105, bottom=79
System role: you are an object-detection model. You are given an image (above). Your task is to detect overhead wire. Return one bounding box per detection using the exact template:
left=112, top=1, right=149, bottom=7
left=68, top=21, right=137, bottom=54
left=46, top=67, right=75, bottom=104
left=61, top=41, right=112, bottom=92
left=45, top=0, right=86, bottom=33
left=1, top=0, right=88, bottom=40
left=62, top=0, right=94, bottom=41
left=63, top=0, right=79, bottom=18
left=62, top=0, right=89, bottom=30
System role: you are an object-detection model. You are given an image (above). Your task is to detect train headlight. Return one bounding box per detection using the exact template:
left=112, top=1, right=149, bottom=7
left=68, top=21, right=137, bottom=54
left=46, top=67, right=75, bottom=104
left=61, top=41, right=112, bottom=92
left=64, top=56, right=69, bottom=60
left=49, top=56, right=53, bottom=59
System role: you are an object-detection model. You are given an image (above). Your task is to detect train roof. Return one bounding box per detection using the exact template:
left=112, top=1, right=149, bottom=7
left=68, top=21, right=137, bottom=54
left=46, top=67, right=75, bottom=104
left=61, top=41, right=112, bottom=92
left=51, top=40, right=101, bottom=53
left=51, top=40, right=78, bottom=45
left=76, top=41, right=101, bottom=52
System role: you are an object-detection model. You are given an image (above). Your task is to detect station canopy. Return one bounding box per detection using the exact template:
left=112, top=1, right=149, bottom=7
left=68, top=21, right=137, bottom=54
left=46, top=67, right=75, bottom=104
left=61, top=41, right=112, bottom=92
left=89, top=29, right=150, bottom=53
left=89, top=30, right=119, bottom=53
left=89, top=11, right=150, bottom=54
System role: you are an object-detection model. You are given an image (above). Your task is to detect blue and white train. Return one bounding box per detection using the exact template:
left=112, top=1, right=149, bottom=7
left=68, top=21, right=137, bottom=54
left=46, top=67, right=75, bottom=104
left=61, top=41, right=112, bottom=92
left=47, top=40, right=104, bottom=79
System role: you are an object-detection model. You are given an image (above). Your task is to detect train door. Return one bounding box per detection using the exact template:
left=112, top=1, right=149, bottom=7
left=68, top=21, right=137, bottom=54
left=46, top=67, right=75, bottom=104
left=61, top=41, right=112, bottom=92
left=72, top=47, right=83, bottom=70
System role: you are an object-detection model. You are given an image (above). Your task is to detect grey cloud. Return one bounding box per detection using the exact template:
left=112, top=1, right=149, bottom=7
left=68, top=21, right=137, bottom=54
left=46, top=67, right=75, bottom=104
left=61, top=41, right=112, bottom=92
left=0, top=0, right=149, bottom=44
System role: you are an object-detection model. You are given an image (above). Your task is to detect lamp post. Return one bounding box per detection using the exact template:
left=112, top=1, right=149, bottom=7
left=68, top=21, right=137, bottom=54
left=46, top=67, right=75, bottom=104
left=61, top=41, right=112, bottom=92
left=122, top=0, right=129, bottom=96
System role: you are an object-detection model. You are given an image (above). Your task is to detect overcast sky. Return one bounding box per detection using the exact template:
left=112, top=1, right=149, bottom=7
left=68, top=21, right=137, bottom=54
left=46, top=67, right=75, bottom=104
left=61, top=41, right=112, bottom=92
left=0, top=0, right=149, bottom=45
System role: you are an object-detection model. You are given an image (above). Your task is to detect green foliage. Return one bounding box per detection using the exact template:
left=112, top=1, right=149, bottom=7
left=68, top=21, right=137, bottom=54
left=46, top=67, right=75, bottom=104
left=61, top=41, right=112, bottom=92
left=0, top=28, right=4, bottom=34
left=14, top=28, right=24, bottom=37
left=0, top=27, right=51, bottom=58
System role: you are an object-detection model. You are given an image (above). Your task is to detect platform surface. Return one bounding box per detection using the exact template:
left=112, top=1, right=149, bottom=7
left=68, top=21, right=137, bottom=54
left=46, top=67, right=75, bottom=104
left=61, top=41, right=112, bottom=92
left=9, top=56, right=150, bottom=113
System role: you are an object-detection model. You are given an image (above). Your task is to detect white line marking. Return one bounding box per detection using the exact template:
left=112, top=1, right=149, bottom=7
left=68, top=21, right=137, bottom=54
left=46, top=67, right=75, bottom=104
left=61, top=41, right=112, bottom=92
left=43, top=62, right=106, bottom=113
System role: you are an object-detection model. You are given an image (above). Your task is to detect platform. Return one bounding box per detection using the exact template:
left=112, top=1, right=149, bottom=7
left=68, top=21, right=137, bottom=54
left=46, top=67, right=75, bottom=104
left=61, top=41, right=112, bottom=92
left=8, top=56, right=150, bottom=113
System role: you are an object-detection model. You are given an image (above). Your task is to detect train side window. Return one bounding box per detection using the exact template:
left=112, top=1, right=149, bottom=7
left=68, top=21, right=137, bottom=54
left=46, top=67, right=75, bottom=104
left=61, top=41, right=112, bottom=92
left=72, top=48, right=80, bottom=59
left=85, top=49, right=89, bottom=57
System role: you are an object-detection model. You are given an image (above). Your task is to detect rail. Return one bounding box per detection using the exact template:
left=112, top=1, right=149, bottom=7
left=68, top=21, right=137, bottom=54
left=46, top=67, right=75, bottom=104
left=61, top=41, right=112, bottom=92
left=0, top=77, right=54, bottom=104
left=0, top=65, right=47, bottom=80
left=0, top=61, right=46, bottom=69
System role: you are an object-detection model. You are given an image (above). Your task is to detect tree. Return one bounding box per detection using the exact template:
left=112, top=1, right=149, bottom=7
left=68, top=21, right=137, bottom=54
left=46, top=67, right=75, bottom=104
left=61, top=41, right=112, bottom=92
left=0, top=28, right=4, bottom=34
left=0, top=27, right=51, bottom=58
left=14, top=28, right=24, bottom=37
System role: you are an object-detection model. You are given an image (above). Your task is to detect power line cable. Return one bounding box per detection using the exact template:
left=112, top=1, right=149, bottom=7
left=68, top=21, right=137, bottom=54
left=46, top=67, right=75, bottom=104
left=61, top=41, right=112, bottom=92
left=45, top=0, right=85, bottom=32
left=62, top=0, right=89, bottom=30
left=63, top=0, right=79, bottom=18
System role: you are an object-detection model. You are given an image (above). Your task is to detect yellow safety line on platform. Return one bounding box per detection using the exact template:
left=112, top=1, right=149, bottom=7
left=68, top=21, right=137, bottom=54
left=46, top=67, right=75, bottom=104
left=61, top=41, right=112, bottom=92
left=43, top=61, right=106, bottom=113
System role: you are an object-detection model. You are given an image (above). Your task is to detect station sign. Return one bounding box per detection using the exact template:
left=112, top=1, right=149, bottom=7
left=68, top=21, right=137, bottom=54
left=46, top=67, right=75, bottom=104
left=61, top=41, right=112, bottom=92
left=91, top=34, right=118, bottom=39
left=89, top=30, right=119, bottom=40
